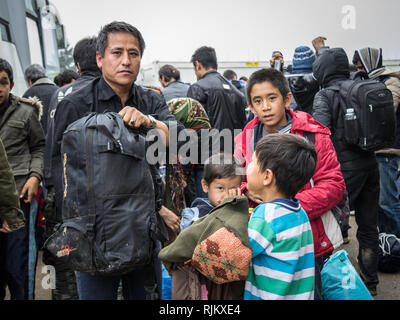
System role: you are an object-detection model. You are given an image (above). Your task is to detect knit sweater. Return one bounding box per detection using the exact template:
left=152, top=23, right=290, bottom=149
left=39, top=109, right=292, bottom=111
left=244, top=199, right=315, bottom=300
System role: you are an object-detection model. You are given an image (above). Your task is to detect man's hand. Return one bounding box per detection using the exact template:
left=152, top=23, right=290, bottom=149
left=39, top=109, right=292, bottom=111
left=244, top=188, right=263, bottom=204
left=0, top=220, right=12, bottom=233
left=312, top=36, right=327, bottom=52
left=119, top=106, right=151, bottom=129
left=20, top=176, right=40, bottom=203
left=159, top=206, right=181, bottom=233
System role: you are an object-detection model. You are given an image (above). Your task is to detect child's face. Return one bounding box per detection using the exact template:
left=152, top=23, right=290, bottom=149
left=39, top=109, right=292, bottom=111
left=0, top=71, right=12, bottom=106
left=202, top=176, right=242, bottom=207
left=246, top=153, right=264, bottom=196
left=249, top=80, right=292, bottom=133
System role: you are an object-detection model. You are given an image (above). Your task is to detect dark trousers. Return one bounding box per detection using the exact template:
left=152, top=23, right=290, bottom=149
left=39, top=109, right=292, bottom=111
left=76, top=240, right=161, bottom=300
left=342, top=166, right=380, bottom=289
left=0, top=201, right=33, bottom=300
left=314, top=252, right=332, bottom=300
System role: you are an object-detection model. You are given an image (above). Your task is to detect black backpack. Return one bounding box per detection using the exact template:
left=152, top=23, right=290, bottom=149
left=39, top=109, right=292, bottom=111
left=329, top=78, right=396, bottom=151
left=44, top=112, right=162, bottom=276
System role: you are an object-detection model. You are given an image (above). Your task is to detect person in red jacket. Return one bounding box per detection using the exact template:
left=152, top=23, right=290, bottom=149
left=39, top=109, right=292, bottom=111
left=234, top=68, right=345, bottom=300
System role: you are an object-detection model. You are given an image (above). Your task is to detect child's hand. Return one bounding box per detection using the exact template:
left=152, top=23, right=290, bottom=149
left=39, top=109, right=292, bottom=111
left=227, top=187, right=242, bottom=198
left=244, top=189, right=263, bottom=204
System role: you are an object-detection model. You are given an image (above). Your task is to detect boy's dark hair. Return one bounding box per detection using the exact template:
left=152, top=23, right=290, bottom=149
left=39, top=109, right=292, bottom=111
left=159, top=64, right=180, bottom=82
left=190, top=46, right=218, bottom=70
left=203, top=153, right=242, bottom=185
left=97, top=21, right=146, bottom=58
left=61, top=69, right=79, bottom=85
left=24, top=64, right=46, bottom=84
left=0, top=58, right=13, bottom=84
left=246, top=68, right=290, bottom=105
left=223, top=69, right=237, bottom=80
left=255, top=133, right=317, bottom=199
left=73, top=36, right=100, bottom=73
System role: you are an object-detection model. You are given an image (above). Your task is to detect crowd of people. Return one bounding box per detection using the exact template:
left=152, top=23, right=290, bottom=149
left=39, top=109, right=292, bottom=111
left=1, top=20, right=399, bottom=301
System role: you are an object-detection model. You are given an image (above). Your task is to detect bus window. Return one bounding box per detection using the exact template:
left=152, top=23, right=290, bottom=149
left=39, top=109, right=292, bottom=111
left=26, top=16, right=44, bottom=66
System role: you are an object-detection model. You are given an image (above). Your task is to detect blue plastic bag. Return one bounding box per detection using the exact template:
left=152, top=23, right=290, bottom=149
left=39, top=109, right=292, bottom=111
left=321, top=250, right=373, bottom=300
left=161, top=264, right=172, bottom=300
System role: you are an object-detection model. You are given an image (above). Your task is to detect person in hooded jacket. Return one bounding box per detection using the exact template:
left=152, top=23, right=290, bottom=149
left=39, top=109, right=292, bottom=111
left=234, top=68, right=345, bottom=300
left=312, top=48, right=380, bottom=296
left=352, top=47, right=400, bottom=238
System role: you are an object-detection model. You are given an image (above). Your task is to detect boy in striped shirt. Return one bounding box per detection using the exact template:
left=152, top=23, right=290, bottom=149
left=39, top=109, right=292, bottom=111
left=244, top=134, right=317, bottom=300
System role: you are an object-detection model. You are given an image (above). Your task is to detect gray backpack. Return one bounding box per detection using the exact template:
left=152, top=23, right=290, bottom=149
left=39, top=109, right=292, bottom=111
left=44, top=112, right=159, bottom=276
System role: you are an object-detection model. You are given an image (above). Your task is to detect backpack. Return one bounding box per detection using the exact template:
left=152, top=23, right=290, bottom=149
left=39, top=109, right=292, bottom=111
left=378, top=232, right=400, bottom=273
left=44, top=112, right=161, bottom=276
left=329, top=78, right=395, bottom=151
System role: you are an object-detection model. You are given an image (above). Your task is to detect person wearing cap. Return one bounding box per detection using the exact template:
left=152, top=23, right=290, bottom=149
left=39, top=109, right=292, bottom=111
left=287, top=46, right=319, bottom=114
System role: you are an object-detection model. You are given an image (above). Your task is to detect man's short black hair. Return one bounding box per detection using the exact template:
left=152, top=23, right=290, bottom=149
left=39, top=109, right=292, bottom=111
left=159, top=64, right=180, bottom=82
left=0, top=58, right=13, bottom=84
left=203, top=153, right=242, bottom=185
left=54, top=73, right=63, bottom=87
left=246, top=68, right=290, bottom=105
left=255, top=133, right=317, bottom=199
left=223, top=69, right=237, bottom=80
left=190, top=46, right=218, bottom=70
left=73, top=36, right=100, bottom=73
left=97, top=21, right=146, bottom=57
left=61, top=69, right=79, bottom=85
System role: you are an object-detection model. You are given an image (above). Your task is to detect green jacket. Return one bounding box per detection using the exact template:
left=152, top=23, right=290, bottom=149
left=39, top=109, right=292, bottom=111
left=158, top=196, right=250, bottom=300
left=0, top=138, right=25, bottom=231
left=0, top=94, right=45, bottom=193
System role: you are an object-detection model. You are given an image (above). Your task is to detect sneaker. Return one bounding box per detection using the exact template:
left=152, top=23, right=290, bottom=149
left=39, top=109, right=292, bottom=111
left=368, top=286, right=377, bottom=297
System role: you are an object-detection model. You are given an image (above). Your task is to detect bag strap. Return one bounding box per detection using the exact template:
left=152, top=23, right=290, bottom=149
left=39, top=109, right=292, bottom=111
left=85, top=126, right=96, bottom=245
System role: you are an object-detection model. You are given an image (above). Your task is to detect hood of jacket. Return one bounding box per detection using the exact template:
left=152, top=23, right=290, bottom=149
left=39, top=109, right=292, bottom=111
left=356, top=47, right=383, bottom=75
left=312, top=48, right=350, bottom=88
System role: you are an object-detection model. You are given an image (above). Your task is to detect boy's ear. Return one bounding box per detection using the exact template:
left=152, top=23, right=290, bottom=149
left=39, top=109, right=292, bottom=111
left=284, top=92, right=293, bottom=109
left=201, top=179, right=209, bottom=194
left=263, top=169, right=275, bottom=187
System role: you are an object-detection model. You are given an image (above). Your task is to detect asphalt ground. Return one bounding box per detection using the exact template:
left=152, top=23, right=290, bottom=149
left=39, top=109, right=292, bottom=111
left=5, top=215, right=400, bottom=300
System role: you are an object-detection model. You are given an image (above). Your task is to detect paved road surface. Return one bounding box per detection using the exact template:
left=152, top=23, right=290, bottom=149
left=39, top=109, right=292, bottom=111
left=5, top=215, right=400, bottom=300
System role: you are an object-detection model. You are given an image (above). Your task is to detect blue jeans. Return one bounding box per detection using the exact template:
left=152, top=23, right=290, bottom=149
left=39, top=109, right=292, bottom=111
left=0, top=200, right=37, bottom=300
left=76, top=241, right=162, bottom=300
left=377, top=155, right=400, bottom=238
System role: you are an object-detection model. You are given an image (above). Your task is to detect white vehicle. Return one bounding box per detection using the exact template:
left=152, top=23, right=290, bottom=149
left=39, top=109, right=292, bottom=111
left=0, top=0, right=66, bottom=96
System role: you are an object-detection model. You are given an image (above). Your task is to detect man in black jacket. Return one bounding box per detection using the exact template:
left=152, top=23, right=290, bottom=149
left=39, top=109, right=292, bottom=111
left=23, top=64, right=58, bottom=135
left=187, top=46, right=246, bottom=144
left=311, top=48, right=380, bottom=296
left=50, top=21, right=180, bottom=300
left=42, top=36, right=101, bottom=301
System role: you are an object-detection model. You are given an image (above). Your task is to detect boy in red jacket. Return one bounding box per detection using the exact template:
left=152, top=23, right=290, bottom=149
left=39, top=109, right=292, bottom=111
left=234, top=68, right=345, bottom=300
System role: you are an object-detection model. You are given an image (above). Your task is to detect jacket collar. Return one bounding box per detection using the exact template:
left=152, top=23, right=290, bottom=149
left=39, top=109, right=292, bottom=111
left=32, top=77, right=55, bottom=86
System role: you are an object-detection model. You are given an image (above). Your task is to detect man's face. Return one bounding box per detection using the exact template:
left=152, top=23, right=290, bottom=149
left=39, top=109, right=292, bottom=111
left=270, top=52, right=284, bottom=68
left=96, top=32, right=141, bottom=89
left=249, top=80, right=291, bottom=133
left=355, top=61, right=366, bottom=73
left=0, top=70, right=12, bottom=105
